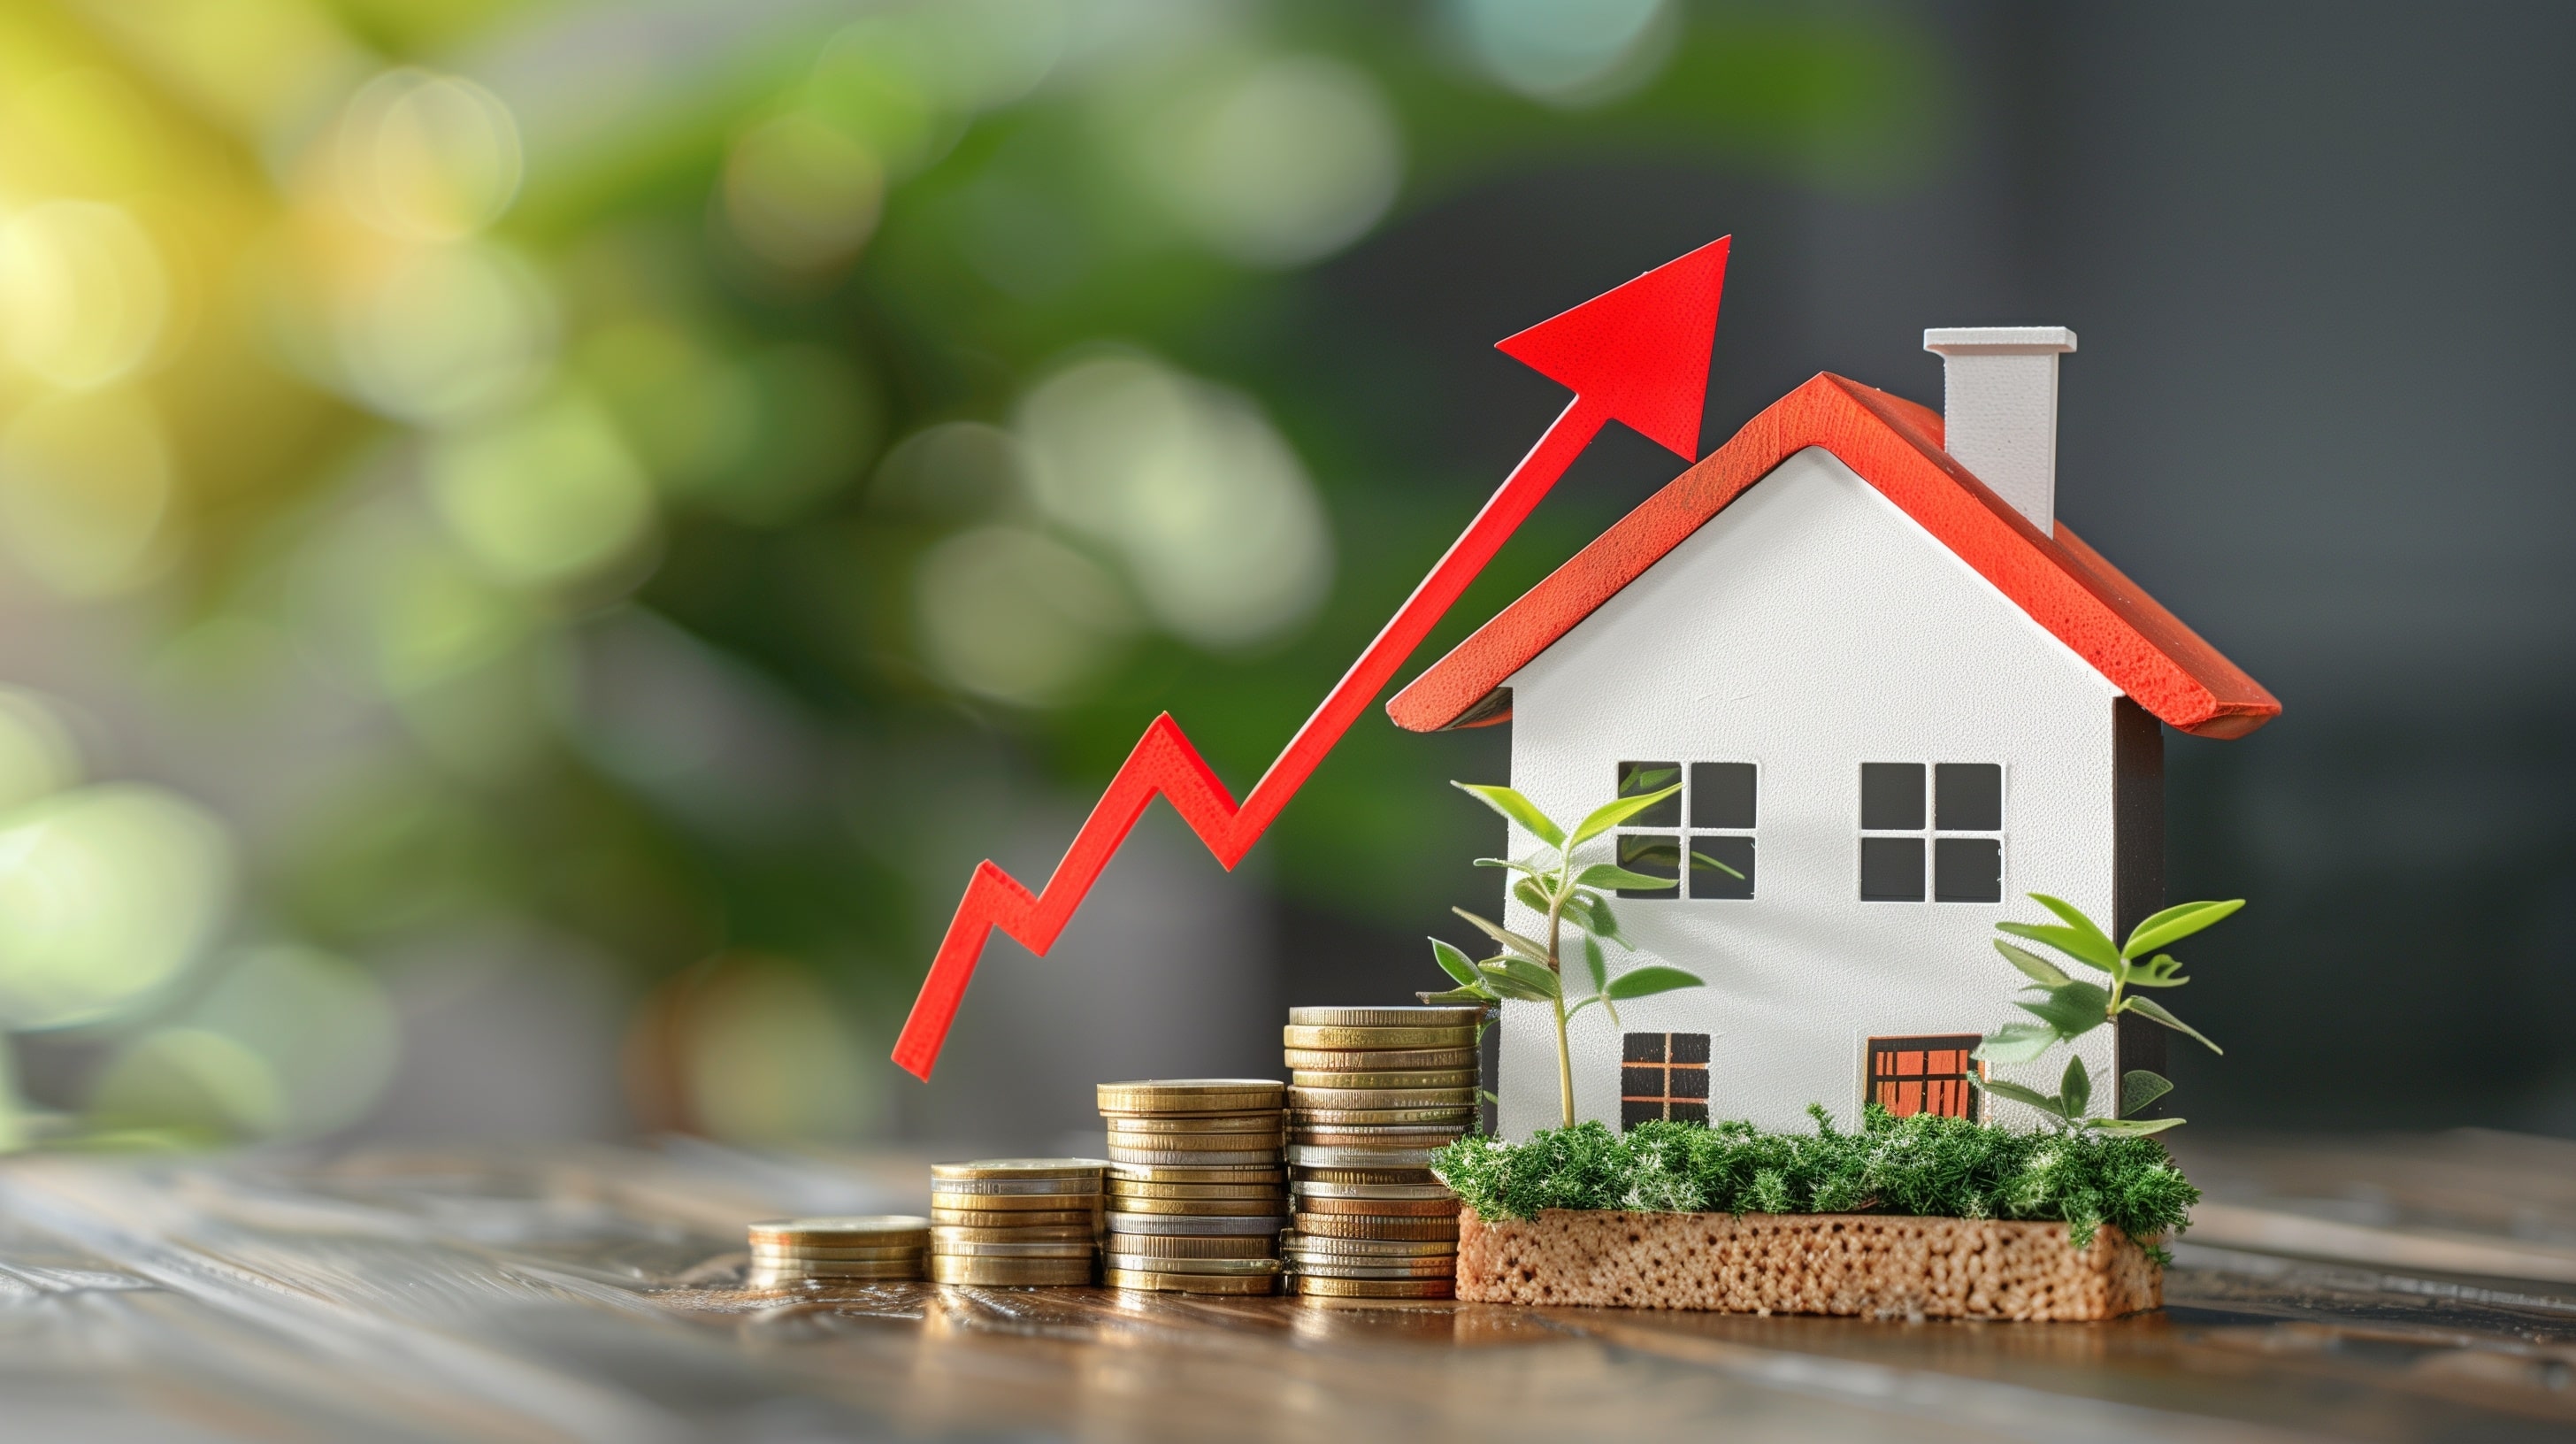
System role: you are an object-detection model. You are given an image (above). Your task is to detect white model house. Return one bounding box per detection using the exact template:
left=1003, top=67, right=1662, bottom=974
left=1388, top=329, right=2280, bottom=1138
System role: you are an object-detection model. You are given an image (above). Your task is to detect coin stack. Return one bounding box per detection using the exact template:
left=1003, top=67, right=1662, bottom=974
left=1099, top=1079, right=1288, bottom=1295
left=1280, top=1006, right=1482, bottom=1299
left=745, top=1216, right=928, bottom=1287
left=927, top=1158, right=1104, bottom=1287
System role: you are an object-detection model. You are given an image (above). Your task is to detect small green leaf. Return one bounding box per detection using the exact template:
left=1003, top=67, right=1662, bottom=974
left=1993, top=941, right=2071, bottom=988
left=2119, top=1070, right=2174, bottom=1118
left=1512, top=877, right=1551, bottom=916
left=2123, top=953, right=2189, bottom=988
left=1451, top=908, right=1548, bottom=964
left=1974, top=1078, right=2066, bottom=1117
left=2121, top=899, right=2244, bottom=959
left=1996, top=921, right=2118, bottom=974
left=2059, top=1054, right=2091, bottom=1118
left=1472, top=856, right=1541, bottom=875
left=1973, top=1023, right=2059, bottom=1064
left=1568, top=890, right=1628, bottom=947
left=1429, top=937, right=1481, bottom=987
left=2120, top=995, right=2222, bottom=1054
left=2088, top=1116, right=2186, bottom=1136
left=1563, top=996, right=1598, bottom=1022
left=1452, top=781, right=1565, bottom=849
left=1568, top=783, right=1682, bottom=847
left=2028, top=894, right=2122, bottom=966
left=1483, top=956, right=1562, bottom=1002
left=1687, top=849, right=1744, bottom=879
left=2015, top=979, right=2112, bottom=1038
left=1605, top=964, right=1703, bottom=1001
left=1583, top=934, right=1608, bottom=997
left=1575, top=864, right=1675, bottom=892
left=1421, top=984, right=1495, bottom=1003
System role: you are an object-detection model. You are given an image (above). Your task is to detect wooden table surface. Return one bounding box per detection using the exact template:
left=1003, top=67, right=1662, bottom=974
left=2, top=1130, right=2572, bottom=1442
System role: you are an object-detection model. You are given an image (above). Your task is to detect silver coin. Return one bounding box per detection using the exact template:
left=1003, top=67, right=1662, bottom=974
left=1289, top=1180, right=1457, bottom=1201
left=1286, top=1145, right=1443, bottom=1168
left=1105, top=1211, right=1288, bottom=1236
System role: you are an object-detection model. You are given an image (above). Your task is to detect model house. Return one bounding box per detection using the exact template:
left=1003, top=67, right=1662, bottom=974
left=1388, top=329, right=2279, bottom=1138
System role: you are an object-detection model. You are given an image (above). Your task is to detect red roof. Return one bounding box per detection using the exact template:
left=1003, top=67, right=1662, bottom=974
left=1387, top=373, right=2281, bottom=740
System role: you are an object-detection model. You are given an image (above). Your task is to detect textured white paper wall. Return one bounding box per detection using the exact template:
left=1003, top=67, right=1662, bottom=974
left=1493, top=446, right=2122, bottom=1138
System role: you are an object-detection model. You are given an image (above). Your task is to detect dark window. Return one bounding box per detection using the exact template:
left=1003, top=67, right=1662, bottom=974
left=1859, top=763, right=1925, bottom=830
left=1688, top=835, right=1755, bottom=899
left=1614, top=834, right=1678, bottom=898
left=1616, top=761, right=1683, bottom=826
left=1620, top=1033, right=1713, bottom=1128
left=1934, top=838, right=2002, bottom=902
left=1690, top=763, right=1756, bottom=828
left=1859, top=837, right=1925, bottom=902
left=1867, top=1035, right=1983, bottom=1120
left=1936, top=764, right=2003, bottom=832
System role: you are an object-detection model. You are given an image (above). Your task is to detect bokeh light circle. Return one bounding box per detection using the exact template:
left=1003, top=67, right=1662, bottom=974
left=0, top=783, right=234, bottom=1032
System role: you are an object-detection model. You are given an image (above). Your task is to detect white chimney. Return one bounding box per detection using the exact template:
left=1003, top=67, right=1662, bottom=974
left=1922, top=326, right=2077, bottom=534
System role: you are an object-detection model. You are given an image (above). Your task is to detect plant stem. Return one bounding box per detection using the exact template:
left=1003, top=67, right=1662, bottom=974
left=1551, top=991, right=1574, bottom=1129
left=1545, top=852, right=1573, bottom=1129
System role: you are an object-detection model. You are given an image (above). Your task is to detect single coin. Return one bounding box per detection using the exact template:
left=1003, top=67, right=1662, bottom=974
left=1282, top=1025, right=1475, bottom=1051
left=1289, top=1195, right=1460, bottom=1217
left=1103, top=1254, right=1281, bottom=1277
left=746, top=1215, right=930, bottom=1245
left=929, top=1159, right=1108, bottom=1181
left=929, top=1256, right=1093, bottom=1287
left=1104, top=1269, right=1276, bottom=1295
left=1289, top=1275, right=1455, bottom=1299
left=1290, top=1070, right=1477, bottom=1091
left=1288, top=1005, right=1488, bottom=1029
left=1289, top=1085, right=1478, bottom=1110
left=1095, top=1079, right=1284, bottom=1114
left=1290, top=1164, right=1441, bottom=1187
left=1108, top=1148, right=1281, bottom=1168
left=1287, top=1257, right=1457, bottom=1279
left=1290, top=1179, right=1454, bottom=1201
left=1287, top=1146, right=1444, bottom=1169
left=1292, top=1108, right=1478, bottom=1128
left=1108, top=1164, right=1283, bottom=1187
left=924, top=1240, right=1098, bottom=1259
left=931, top=1207, right=1101, bottom=1229
left=1106, top=1212, right=1287, bottom=1237
left=1290, top=1131, right=1468, bottom=1150
left=1294, top=1212, right=1459, bottom=1241
left=924, top=1174, right=1108, bottom=1196
left=751, top=1243, right=929, bottom=1261
left=1103, top=1129, right=1284, bottom=1151
left=1283, top=1048, right=1477, bottom=1072
left=1281, top=1234, right=1459, bottom=1258
left=1109, top=1233, right=1276, bottom=1260
left=1096, top=1111, right=1281, bottom=1133
left=1104, top=1195, right=1287, bottom=1217
left=930, top=1225, right=1098, bottom=1244
left=1108, top=1180, right=1282, bottom=1200
left=929, top=1191, right=1100, bottom=1212
left=746, top=1265, right=921, bottom=1288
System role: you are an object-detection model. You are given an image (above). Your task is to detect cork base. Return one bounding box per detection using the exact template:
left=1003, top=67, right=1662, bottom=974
left=1453, top=1207, right=2159, bottom=1320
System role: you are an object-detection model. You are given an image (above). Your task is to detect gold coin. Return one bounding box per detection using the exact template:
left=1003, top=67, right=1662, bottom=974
left=930, top=1225, right=1098, bottom=1244
left=1105, top=1194, right=1288, bottom=1217
left=1292, top=1108, right=1477, bottom=1128
left=925, top=1174, right=1108, bottom=1196
left=1289, top=1164, right=1440, bottom=1187
left=1108, top=1180, right=1282, bottom=1200
left=1290, top=1130, right=1468, bottom=1150
left=745, top=1264, right=922, bottom=1287
left=1287, top=1145, right=1445, bottom=1169
left=1288, top=1257, right=1457, bottom=1279
left=1102, top=1254, right=1280, bottom=1276
left=1288, top=1086, right=1476, bottom=1110
left=1287, top=1006, right=1487, bottom=1029
left=926, top=1240, right=1097, bottom=1259
left=1107, top=1147, right=1280, bottom=1167
left=1103, top=1127, right=1284, bottom=1150
left=1095, top=1079, right=1284, bottom=1115
left=1289, top=1195, right=1459, bottom=1217
left=929, top=1191, right=1100, bottom=1212
left=1283, top=1048, right=1476, bottom=1072
left=1282, top=1025, right=1475, bottom=1050
left=1104, top=1269, right=1276, bottom=1295
left=1108, top=1164, right=1284, bottom=1186
left=931, top=1207, right=1100, bottom=1229
left=1294, top=1212, right=1459, bottom=1240
left=1104, top=1212, right=1286, bottom=1237
left=1290, top=1070, right=1477, bottom=1090
left=1097, top=1111, right=1281, bottom=1133
left=1108, top=1233, right=1276, bottom=1260
left=750, top=1243, right=928, bottom=1261
left=929, top=1159, right=1108, bottom=1181
left=1289, top=1179, right=1453, bottom=1201
left=928, top=1256, right=1094, bottom=1286
left=746, top=1215, right=931, bottom=1245
left=1280, top=1233, right=1458, bottom=1258
left=1289, top=1275, right=1454, bottom=1299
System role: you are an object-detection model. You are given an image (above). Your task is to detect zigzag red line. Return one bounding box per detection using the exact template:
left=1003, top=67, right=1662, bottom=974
left=891, top=396, right=1610, bottom=1079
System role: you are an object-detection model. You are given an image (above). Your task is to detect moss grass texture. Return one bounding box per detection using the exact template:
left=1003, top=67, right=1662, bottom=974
left=1431, top=1106, right=2197, bottom=1257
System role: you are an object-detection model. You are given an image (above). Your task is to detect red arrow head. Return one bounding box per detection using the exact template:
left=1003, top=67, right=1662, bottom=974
left=1494, top=235, right=1729, bottom=461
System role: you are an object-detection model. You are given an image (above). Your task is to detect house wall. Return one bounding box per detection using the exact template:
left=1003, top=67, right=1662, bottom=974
left=1496, top=445, right=2125, bottom=1138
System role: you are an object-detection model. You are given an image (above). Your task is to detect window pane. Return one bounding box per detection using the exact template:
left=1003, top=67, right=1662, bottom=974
left=1690, top=762, right=1756, bottom=828
left=1620, top=1064, right=1665, bottom=1097
left=1616, top=760, right=1682, bottom=826
left=1687, top=834, right=1754, bottom=899
left=1616, top=834, right=1680, bottom=898
left=1934, top=837, right=2003, bottom=902
left=1859, top=836, right=1925, bottom=901
left=1936, top=763, right=2003, bottom=831
left=1668, top=1102, right=1710, bottom=1124
left=1859, top=763, right=1925, bottom=829
left=1622, top=1033, right=1667, bottom=1064
left=1669, top=1032, right=1710, bottom=1064
left=1621, top=1099, right=1664, bottom=1130
left=1667, top=1066, right=1709, bottom=1100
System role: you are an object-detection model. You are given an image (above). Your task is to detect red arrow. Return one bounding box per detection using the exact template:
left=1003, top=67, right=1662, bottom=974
left=893, top=236, right=1730, bottom=1079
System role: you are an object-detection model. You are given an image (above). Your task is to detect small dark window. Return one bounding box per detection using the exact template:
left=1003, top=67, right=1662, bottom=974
left=1615, top=834, right=1679, bottom=898
left=1859, top=763, right=1925, bottom=830
left=1620, top=1032, right=1712, bottom=1128
left=1690, top=763, right=1756, bottom=828
left=1859, top=837, right=1925, bottom=902
left=1867, top=1034, right=1983, bottom=1120
left=1688, top=835, right=1755, bottom=899
left=1616, top=761, right=1683, bottom=826
left=1936, top=764, right=2003, bottom=832
left=1934, top=838, right=2002, bottom=902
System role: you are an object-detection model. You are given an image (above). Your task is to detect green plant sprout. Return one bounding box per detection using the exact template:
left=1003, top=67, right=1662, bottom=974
left=1971, top=894, right=2240, bottom=1136
left=1425, top=779, right=1734, bottom=1129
